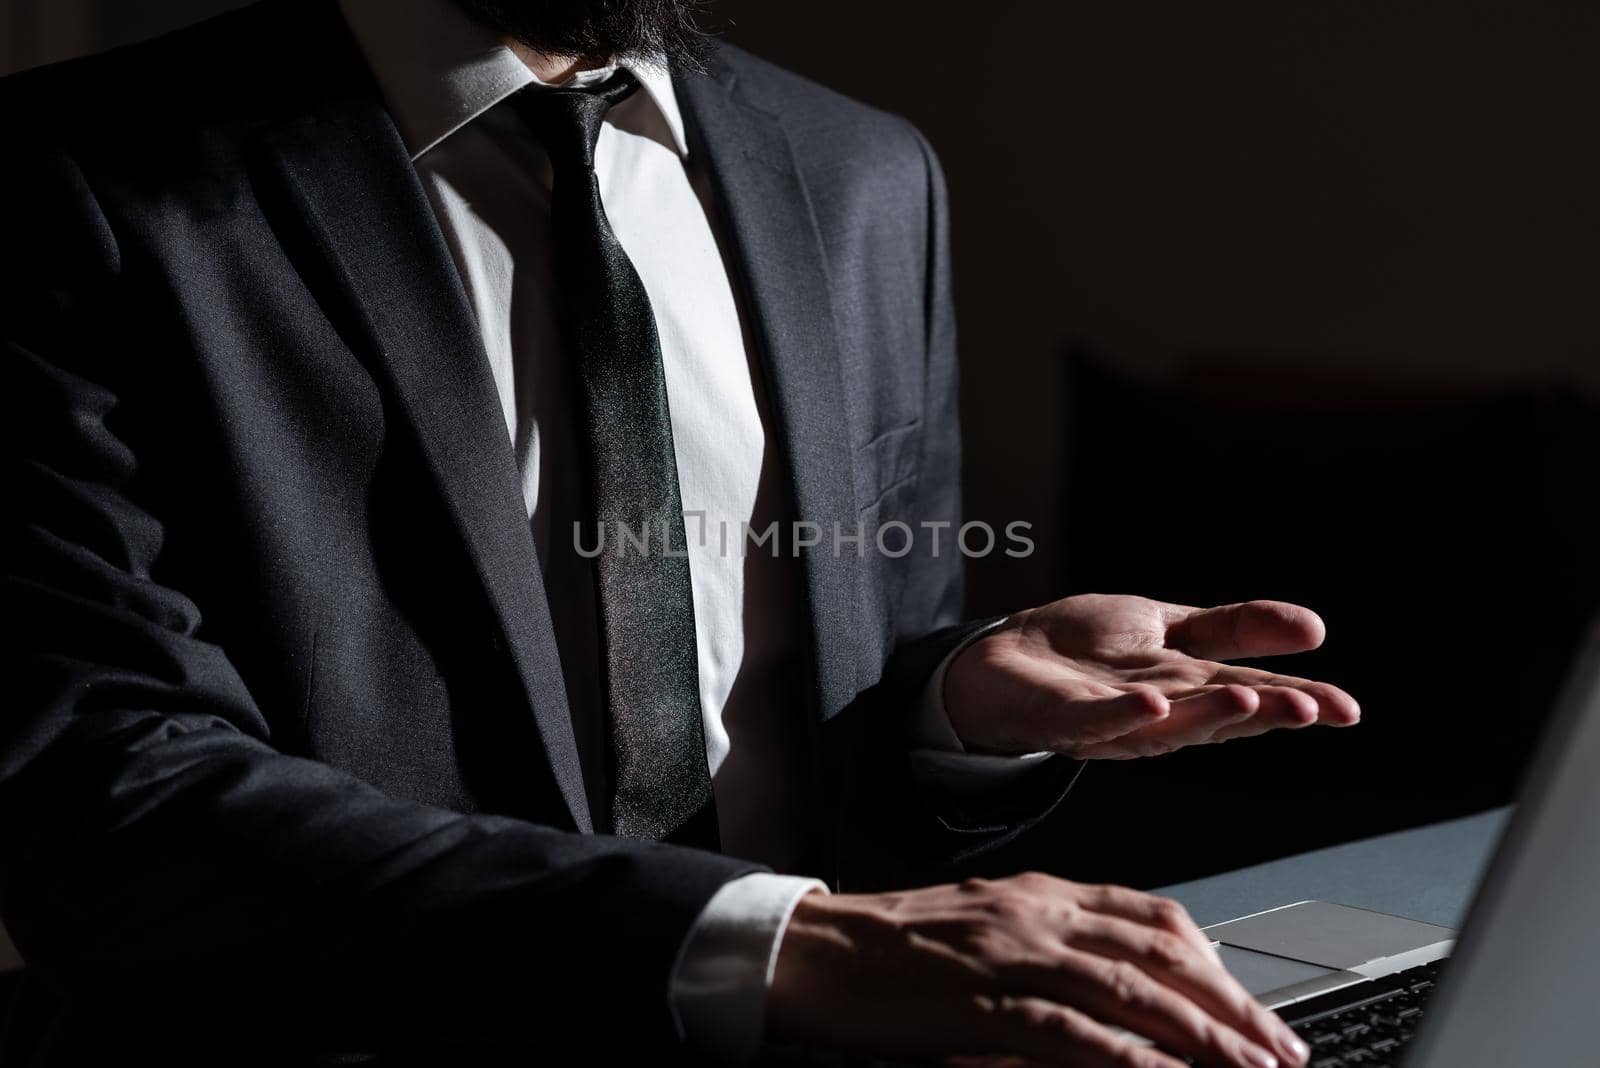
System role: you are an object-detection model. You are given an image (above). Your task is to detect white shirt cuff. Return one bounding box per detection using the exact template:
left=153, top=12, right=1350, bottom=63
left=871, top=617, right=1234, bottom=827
left=911, top=617, right=1055, bottom=791
left=668, top=872, right=827, bottom=1062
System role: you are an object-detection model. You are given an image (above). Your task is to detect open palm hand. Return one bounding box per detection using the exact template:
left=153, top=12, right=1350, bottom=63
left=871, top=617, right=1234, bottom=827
left=945, top=594, right=1360, bottom=759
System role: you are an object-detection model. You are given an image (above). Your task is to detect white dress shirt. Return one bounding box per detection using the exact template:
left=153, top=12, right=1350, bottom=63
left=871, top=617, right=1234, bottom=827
left=339, top=0, right=1045, bottom=1058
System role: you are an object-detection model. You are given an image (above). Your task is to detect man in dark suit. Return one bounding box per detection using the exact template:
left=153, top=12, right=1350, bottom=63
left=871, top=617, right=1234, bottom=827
left=1, top=0, right=1356, bottom=1064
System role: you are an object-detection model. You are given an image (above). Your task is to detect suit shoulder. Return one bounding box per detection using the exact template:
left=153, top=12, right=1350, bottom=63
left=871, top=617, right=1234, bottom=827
left=0, top=2, right=300, bottom=279
left=0, top=1, right=324, bottom=149
left=707, top=43, right=934, bottom=171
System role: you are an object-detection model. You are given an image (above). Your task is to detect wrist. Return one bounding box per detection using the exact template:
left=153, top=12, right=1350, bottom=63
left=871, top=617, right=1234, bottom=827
left=943, top=624, right=1028, bottom=755
left=767, top=890, right=861, bottom=1044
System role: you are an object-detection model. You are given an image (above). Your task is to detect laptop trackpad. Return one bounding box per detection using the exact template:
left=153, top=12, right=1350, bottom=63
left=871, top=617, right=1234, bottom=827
left=1206, top=901, right=1454, bottom=970
left=1215, top=944, right=1337, bottom=997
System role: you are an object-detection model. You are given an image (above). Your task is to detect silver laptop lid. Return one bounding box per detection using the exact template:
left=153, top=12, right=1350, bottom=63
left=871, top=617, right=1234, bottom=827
left=1405, top=619, right=1600, bottom=1067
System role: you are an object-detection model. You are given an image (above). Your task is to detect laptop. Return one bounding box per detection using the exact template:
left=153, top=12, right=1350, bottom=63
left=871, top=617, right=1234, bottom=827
left=1195, top=619, right=1600, bottom=1067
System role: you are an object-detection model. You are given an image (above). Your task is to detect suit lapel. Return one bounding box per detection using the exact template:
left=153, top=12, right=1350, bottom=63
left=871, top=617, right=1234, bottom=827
left=248, top=33, right=859, bottom=833
left=256, top=94, right=593, bottom=832
left=675, top=59, right=862, bottom=722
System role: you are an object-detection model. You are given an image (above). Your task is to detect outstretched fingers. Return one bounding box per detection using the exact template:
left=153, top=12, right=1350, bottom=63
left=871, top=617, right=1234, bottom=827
left=1208, top=666, right=1361, bottom=726
left=1068, top=685, right=1261, bottom=758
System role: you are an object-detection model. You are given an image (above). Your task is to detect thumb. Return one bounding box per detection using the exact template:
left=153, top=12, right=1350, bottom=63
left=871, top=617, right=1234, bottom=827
left=1164, top=600, right=1326, bottom=660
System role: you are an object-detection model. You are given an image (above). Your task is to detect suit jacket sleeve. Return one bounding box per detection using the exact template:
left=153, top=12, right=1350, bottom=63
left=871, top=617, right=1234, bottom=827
left=831, top=127, right=1081, bottom=893
left=0, top=146, right=758, bottom=1061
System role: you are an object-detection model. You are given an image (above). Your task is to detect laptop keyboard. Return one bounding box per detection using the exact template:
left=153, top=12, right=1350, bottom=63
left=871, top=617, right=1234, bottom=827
left=1282, top=960, right=1442, bottom=1067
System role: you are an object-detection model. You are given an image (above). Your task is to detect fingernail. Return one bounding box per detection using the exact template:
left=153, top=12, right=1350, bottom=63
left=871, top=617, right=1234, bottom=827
left=1242, top=1044, right=1278, bottom=1068
left=1280, top=1030, right=1310, bottom=1063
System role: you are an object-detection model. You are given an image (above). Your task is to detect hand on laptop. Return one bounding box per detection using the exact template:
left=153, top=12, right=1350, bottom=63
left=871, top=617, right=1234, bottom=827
left=769, top=873, right=1310, bottom=1067
left=944, top=594, right=1359, bottom=758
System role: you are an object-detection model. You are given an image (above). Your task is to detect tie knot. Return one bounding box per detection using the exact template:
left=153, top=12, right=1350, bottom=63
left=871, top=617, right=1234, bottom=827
left=509, top=69, right=640, bottom=172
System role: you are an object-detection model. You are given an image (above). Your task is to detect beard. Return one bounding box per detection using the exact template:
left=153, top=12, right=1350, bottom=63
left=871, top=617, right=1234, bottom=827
left=449, top=0, right=712, bottom=70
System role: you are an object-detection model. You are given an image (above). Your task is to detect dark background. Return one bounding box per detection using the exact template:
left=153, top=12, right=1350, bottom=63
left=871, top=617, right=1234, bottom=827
left=5, top=0, right=1599, bottom=894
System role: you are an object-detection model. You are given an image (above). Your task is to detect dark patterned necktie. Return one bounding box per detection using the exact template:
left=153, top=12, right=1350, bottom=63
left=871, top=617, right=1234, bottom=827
left=509, top=72, right=718, bottom=848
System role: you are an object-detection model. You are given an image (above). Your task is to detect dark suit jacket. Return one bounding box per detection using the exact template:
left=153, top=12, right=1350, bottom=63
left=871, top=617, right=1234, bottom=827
left=0, top=1, right=1076, bottom=1062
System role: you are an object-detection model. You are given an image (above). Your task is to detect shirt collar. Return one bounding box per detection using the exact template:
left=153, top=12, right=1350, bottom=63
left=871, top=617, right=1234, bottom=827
left=338, top=0, right=688, bottom=161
